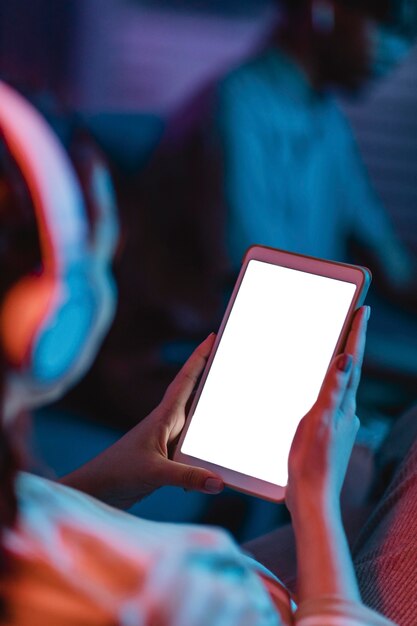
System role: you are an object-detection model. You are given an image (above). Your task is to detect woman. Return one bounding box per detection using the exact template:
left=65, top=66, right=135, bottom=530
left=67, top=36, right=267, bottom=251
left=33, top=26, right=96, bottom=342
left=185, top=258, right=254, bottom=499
left=0, top=82, right=394, bottom=625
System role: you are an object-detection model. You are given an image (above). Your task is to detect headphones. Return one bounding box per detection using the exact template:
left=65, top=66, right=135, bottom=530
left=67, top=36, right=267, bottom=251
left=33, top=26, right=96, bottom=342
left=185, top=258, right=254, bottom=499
left=0, top=81, right=118, bottom=402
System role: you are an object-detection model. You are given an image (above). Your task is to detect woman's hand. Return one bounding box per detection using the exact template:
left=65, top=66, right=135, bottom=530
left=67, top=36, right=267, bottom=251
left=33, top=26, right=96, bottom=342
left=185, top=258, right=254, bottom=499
left=61, top=334, right=224, bottom=509
left=285, top=306, right=370, bottom=605
left=286, top=305, right=370, bottom=521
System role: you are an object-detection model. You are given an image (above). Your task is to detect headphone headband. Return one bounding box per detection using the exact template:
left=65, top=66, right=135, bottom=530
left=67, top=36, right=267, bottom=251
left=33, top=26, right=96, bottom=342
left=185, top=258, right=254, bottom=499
left=0, top=82, right=89, bottom=273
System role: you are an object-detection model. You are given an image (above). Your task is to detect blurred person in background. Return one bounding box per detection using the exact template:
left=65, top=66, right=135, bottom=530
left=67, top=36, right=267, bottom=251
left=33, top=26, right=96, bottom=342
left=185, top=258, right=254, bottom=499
left=0, top=81, right=396, bottom=625
left=216, top=0, right=416, bottom=302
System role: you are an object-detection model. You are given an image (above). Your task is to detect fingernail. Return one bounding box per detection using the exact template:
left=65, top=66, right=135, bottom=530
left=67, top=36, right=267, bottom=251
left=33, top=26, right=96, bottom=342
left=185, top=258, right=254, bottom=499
left=204, top=478, right=224, bottom=494
left=365, top=306, right=371, bottom=321
left=338, top=353, right=353, bottom=373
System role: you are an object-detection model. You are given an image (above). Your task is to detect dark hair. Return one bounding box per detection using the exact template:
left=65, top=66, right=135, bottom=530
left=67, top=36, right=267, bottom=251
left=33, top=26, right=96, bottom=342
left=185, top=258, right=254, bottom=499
left=0, top=392, right=19, bottom=618
left=0, top=135, right=41, bottom=617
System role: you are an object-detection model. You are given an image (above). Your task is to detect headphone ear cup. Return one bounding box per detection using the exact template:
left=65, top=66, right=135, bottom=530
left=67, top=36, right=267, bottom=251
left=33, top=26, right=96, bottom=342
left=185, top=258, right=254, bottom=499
left=0, top=274, right=57, bottom=369
left=0, top=265, right=103, bottom=385
left=30, top=265, right=99, bottom=384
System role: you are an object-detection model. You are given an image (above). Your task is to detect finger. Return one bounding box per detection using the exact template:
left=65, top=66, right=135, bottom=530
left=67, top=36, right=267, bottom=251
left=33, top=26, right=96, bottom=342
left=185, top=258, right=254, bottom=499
left=344, top=306, right=370, bottom=372
left=156, top=459, right=224, bottom=494
left=343, top=306, right=370, bottom=405
left=164, top=333, right=216, bottom=411
left=315, top=352, right=353, bottom=419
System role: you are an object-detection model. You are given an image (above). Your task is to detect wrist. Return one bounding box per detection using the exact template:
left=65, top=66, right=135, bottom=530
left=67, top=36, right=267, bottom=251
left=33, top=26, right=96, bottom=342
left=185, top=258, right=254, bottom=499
left=290, top=498, right=361, bottom=604
left=290, top=493, right=343, bottom=537
left=60, top=454, right=112, bottom=502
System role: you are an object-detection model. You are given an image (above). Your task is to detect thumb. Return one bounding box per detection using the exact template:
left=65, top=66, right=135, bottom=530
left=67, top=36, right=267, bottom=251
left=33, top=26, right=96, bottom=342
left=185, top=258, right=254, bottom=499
left=163, top=333, right=216, bottom=413
left=157, top=459, right=224, bottom=494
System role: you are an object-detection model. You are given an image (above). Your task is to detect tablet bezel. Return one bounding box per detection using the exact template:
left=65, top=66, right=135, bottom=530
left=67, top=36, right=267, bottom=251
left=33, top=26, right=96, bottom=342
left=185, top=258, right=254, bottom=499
left=174, top=245, right=371, bottom=502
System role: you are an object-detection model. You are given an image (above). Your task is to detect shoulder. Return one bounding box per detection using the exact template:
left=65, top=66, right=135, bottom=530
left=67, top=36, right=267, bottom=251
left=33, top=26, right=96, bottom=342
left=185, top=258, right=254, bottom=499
left=148, top=535, right=280, bottom=625
left=8, top=473, right=280, bottom=625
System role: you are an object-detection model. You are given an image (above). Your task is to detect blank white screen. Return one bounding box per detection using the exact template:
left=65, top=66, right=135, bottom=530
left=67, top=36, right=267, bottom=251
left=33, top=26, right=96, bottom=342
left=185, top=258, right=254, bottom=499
left=181, top=260, right=356, bottom=486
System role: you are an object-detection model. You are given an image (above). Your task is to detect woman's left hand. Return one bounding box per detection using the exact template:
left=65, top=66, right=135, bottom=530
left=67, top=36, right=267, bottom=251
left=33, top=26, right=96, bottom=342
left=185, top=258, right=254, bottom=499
left=286, top=305, right=370, bottom=521
left=61, top=334, right=224, bottom=509
left=284, top=306, right=371, bottom=606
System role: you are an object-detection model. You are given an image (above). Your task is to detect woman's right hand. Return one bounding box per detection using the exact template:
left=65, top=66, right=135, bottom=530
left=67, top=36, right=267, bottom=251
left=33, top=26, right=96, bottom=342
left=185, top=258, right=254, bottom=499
left=286, top=305, right=370, bottom=521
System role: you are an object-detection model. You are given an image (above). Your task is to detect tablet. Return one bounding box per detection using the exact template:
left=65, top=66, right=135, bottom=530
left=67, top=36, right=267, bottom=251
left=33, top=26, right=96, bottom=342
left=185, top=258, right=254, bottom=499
left=174, top=245, right=371, bottom=501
